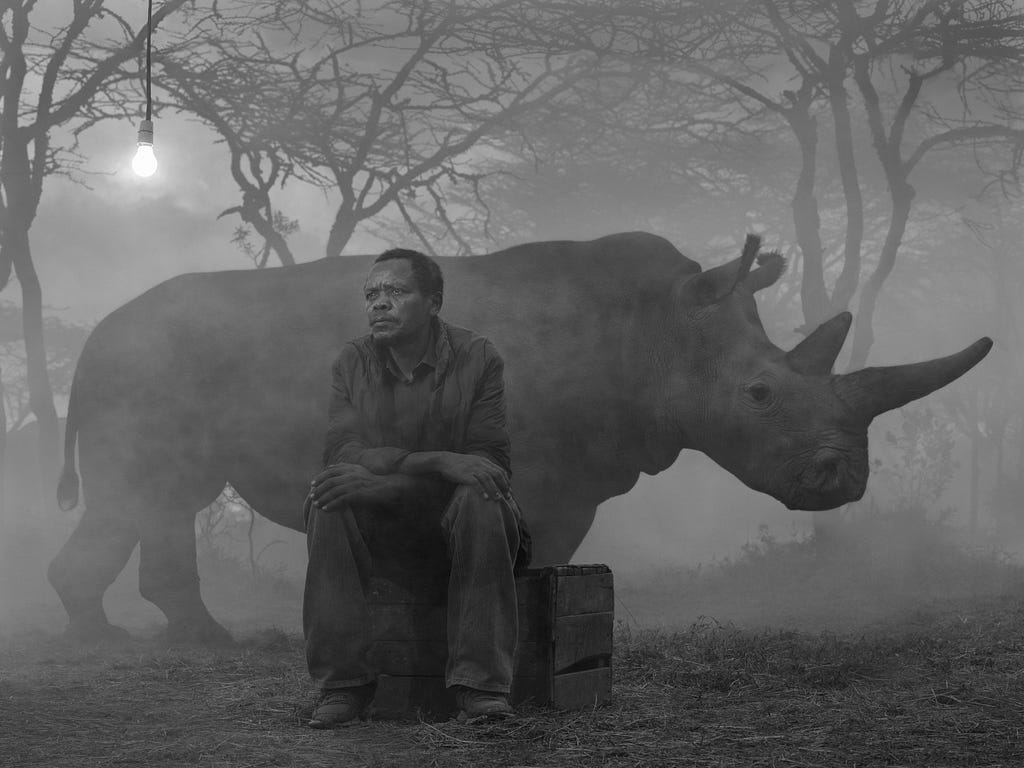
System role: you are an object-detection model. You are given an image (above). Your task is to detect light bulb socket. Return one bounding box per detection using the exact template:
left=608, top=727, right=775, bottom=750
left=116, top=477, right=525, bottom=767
left=137, top=118, right=154, bottom=146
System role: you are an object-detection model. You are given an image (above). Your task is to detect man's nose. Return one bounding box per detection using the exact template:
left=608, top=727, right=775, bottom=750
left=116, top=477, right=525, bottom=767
left=372, top=296, right=391, bottom=310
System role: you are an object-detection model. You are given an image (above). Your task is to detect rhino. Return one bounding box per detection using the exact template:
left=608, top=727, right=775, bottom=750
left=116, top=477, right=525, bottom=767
left=49, top=232, right=991, bottom=642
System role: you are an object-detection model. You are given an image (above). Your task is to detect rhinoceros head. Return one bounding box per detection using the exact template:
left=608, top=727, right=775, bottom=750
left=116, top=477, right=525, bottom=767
left=659, top=235, right=992, bottom=511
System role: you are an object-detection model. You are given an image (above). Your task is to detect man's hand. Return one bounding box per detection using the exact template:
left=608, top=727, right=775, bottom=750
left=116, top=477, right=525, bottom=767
left=310, top=463, right=397, bottom=512
left=435, top=453, right=510, bottom=501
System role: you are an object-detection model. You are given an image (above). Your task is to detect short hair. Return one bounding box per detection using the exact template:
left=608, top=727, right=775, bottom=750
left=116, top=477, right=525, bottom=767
left=375, top=248, right=444, bottom=299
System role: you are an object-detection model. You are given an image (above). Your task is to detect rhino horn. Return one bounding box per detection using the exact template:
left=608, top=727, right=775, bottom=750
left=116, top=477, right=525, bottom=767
left=786, top=311, right=853, bottom=375
left=832, top=337, right=993, bottom=421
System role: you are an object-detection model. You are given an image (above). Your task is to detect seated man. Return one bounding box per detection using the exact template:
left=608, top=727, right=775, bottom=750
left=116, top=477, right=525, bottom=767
left=303, top=247, right=529, bottom=728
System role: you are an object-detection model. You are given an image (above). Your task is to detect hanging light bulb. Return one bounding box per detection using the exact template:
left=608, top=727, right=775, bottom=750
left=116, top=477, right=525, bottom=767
left=132, top=118, right=157, bottom=177
left=131, top=0, right=157, bottom=178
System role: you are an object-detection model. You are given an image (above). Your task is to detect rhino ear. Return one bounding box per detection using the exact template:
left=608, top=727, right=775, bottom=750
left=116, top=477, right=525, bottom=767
left=676, top=234, right=762, bottom=307
left=745, top=250, right=786, bottom=293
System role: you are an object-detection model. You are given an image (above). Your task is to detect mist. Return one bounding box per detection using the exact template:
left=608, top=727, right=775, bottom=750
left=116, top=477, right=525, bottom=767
left=2, top=1, right=1023, bottom=646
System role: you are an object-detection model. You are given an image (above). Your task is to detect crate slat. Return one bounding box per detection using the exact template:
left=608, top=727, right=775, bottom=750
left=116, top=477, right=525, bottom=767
left=554, top=571, right=614, bottom=616
left=552, top=612, right=614, bottom=673
left=551, top=666, right=613, bottom=710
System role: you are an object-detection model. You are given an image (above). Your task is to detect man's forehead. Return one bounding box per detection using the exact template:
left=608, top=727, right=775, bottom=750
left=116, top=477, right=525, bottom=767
left=364, top=260, right=415, bottom=287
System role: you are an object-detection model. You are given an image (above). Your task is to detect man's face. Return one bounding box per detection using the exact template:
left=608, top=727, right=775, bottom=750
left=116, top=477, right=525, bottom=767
left=363, top=259, right=440, bottom=346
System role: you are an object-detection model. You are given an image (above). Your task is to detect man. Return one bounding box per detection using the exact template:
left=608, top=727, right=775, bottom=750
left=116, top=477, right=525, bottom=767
left=303, top=248, right=529, bottom=728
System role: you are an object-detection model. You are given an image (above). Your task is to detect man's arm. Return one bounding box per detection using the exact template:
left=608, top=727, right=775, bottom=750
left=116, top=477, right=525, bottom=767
left=396, top=341, right=512, bottom=500
left=313, top=346, right=448, bottom=511
left=310, top=462, right=450, bottom=512
left=317, top=337, right=512, bottom=506
left=322, top=345, right=410, bottom=474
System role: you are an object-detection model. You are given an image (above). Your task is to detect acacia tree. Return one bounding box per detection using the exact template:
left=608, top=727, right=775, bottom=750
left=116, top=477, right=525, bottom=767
left=157, top=0, right=603, bottom=263
left=0, top=0, right=189, bottom=504
left=498, top=0, right=1024, bottom=368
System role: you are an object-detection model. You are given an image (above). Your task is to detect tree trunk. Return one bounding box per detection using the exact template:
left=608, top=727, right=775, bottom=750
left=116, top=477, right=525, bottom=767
left=826, top=51, right=864, bottom=313
left=969, top=422, right=980, bottom=533
left=8, top=226, right=59, bottom=510
left=239, top=192, right=296, bottom=266
left=788, top=113, right=829, bottom=330
left=326, top=210, right=358, bottom=258
left=260, top=221, right=295, bottom=267
left=1018, top=413, right=1024, bottom=481
left=847, top=186, right=914, bottom=371
left=0, top=362, right=6, bottom=522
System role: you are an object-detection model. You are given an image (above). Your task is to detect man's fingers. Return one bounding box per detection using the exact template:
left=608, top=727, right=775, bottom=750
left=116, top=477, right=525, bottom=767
left=313, top=476, right=366, bottom=510
left=470, top=473, right=491, bottom=500
left=312, top=463, right=361, bottom=486
left=486, top=468, right=510, bottom=497
left=473, top=472, right=502, bottom=501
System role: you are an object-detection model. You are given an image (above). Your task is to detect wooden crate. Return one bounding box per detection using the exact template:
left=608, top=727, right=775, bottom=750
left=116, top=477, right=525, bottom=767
left=366, top=564, right=614, bottom=719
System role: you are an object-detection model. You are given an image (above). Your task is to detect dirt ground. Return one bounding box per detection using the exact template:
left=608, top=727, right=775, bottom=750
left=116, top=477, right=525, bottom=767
left=5, top=591, right=1024, bottom=768
left=5, top=524, right=1024, bottom=768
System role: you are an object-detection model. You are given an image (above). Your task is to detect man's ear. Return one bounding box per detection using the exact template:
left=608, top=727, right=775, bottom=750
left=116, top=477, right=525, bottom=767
left=430, top=292, right=443, bottom=315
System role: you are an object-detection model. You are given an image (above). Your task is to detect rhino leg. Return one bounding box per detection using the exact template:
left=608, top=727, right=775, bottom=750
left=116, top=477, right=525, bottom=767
left=523, top=500, right=597, bottom=566
left=138, top=502, right=234, bottom=646
left=47, top=503, right=139, bottom=642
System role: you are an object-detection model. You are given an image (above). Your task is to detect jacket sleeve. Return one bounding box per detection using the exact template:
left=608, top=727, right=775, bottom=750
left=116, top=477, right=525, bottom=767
left=462, top=340, right=512, bottom=475
left=321, top=345, right=410, bottom=474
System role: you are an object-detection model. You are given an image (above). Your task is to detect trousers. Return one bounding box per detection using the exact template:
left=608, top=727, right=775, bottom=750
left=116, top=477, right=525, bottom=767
left=303, top=484, right=527, bottom=693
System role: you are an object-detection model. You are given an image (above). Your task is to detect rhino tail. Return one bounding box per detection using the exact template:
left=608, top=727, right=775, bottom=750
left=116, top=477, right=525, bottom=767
left=56, top=383, right=80, bottom=512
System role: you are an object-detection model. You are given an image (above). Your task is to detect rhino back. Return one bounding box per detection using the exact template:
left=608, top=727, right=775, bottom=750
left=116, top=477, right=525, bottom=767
left=71, top=232, right=697, bottom=526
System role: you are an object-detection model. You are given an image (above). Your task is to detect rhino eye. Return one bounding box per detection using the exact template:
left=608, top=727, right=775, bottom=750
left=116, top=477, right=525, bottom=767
left=746, top=382, right=772, bottom=404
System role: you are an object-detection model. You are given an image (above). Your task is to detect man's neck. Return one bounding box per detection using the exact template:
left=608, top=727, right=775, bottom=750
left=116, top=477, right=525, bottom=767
left=387, top=324, right=433, bottom=378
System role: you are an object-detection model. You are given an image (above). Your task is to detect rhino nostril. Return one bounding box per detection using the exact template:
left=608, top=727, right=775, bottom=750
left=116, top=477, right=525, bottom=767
left=814, top=452, right=845, bottom=486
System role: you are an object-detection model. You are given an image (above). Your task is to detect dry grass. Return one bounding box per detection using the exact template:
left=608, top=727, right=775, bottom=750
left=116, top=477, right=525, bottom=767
left=616, top=517, right=1024, bottom=632
left=5, top=595, right=1024, bottom=767
left=5, top=516, right=1024, bottom=767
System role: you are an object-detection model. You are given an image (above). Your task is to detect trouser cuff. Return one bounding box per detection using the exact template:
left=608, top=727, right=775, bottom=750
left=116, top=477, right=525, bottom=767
left=446, top=677, right=512, bottom=694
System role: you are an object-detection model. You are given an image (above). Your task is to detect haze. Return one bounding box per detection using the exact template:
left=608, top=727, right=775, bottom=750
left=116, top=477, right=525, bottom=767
left=1, top=0, right=1021, bottom=637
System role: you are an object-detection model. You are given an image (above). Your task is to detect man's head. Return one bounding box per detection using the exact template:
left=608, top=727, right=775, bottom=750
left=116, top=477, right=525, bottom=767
left=363, top=248, right=444, bottom=346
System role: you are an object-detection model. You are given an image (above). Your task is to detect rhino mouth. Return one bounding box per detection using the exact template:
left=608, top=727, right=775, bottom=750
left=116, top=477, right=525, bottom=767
left=783, top=485, right=865, bottom=512
left=782, top=450, right=868, bottom=511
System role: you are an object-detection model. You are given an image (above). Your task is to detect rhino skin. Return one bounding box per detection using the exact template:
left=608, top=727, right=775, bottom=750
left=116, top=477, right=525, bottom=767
left=48, top=232, right=992, bottom=642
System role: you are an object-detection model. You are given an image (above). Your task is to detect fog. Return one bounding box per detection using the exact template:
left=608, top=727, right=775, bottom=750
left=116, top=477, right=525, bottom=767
left=2, top=1, right=1023, bottom=641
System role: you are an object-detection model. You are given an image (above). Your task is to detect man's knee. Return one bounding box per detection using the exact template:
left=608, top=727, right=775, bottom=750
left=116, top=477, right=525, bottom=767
left=444, top=484, right=518, bottom=539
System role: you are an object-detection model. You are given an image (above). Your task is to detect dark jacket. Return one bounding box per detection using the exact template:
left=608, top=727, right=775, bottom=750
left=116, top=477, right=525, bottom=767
left=322, top=318, right=511, bottom=476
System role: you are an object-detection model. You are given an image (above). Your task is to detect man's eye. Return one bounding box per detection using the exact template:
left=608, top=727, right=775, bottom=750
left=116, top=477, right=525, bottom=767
left=365, top=291, right=377, bottom=301
left=390, top=287, right=405, bottom=296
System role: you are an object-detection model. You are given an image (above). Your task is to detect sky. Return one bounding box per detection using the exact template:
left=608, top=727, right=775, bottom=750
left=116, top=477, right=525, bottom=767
left=31, top=115, right=344, bottom=326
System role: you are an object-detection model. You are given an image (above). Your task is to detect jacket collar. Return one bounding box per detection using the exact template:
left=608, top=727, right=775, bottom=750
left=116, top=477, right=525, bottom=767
left=370, top=317, right=452, bottom=380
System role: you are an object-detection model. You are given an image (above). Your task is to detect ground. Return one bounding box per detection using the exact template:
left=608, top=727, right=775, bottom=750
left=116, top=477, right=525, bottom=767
left=4, top=517, right=1024, bottom=767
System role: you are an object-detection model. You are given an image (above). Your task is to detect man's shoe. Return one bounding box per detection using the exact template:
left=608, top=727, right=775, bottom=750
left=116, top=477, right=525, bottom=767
left=453, top=686, right=514, bottom=723
left=308, top=683, right=375, bottom=729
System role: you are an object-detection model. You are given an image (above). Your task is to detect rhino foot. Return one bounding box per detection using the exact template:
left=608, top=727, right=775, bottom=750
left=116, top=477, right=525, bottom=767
left=64, top=618, right=133, bottom=646
left=162, top=618, right=235, bottom=647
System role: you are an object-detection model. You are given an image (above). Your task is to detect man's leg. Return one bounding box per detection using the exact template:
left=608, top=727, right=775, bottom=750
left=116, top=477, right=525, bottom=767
left=441, top=485, right=522, bottom=699
left=303, top=501, right=376, bottom=691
